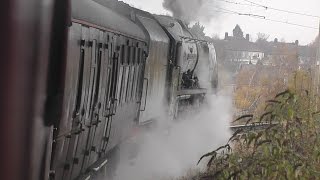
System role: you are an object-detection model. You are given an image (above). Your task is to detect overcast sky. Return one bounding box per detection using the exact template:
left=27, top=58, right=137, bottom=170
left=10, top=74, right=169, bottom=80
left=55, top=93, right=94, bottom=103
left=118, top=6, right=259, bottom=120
left=121, top=0, right=320, bottom=45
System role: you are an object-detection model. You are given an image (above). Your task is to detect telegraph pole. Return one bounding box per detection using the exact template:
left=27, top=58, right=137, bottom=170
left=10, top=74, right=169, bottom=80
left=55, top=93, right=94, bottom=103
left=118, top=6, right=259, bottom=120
left=314, top=21, right=320, bottom=110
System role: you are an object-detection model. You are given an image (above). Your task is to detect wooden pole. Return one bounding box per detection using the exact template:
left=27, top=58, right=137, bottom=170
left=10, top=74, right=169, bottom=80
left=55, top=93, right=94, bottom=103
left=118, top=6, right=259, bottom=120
left=314, top=21, right=320, bottom=110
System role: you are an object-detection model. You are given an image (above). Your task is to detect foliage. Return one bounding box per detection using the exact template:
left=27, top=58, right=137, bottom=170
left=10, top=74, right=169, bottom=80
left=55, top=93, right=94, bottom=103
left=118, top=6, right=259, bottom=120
left=194, top=33, right=320, bottom=179
left=256, top=33, right=270, bottom=50
left=309, top=35, right=319, bottom=48
left=233, top=45, right=305, bottom=120
left=199, top=87, right=320, bottom=179
left=233, top=25, right=244, bottom=39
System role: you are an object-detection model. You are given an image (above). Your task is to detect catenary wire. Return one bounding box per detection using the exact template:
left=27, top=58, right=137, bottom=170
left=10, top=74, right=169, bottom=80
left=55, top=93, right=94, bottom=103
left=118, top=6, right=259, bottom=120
left=212, top=7, right=318, bottom=29
left=242, top=0, right=320, bottom=18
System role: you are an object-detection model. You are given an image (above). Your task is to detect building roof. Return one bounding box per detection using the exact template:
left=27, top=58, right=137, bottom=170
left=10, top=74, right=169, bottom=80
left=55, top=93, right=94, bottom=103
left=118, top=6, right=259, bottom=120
left=225, top=39, right=263, bottom=53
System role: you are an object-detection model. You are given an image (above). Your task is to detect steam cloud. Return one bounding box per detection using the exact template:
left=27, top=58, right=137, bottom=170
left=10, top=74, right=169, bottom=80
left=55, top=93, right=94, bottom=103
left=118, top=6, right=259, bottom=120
left=112, top=94, right=232, bottom=180
left=162, top=0, right=220, bottom=22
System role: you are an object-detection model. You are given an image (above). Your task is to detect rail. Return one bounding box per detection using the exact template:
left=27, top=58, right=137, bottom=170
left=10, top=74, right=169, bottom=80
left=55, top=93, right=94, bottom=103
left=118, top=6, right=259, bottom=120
left=230, top=122, right=278, bottom=133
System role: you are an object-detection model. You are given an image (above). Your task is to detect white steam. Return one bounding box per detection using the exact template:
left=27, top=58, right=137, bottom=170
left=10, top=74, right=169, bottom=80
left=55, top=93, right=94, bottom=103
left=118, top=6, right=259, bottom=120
left=112, top=94, right=232, bottom=180
left=162, top=0, right=221, bottom=22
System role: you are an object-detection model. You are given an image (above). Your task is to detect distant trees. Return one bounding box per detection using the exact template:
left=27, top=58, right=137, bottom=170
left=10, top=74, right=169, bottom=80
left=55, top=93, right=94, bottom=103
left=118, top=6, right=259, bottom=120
left=233, top=42, right=300, bottom=118
left=256, top=32, right=270, bottom=43
left=309, top=35, right=319, bottom=48
left=255, top=32, right=270, bottom=50
left=233, top=24, right=244, bottom=39
left=211, top=34, right=220, bottom=40
left=191, top=22, right=206, bottom=37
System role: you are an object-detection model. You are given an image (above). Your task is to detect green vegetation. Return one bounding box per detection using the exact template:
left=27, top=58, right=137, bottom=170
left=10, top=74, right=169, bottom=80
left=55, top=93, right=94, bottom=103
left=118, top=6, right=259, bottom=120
left=176, top=29, right=320, bottom=179
left=198, top=71, right=320, bottom=179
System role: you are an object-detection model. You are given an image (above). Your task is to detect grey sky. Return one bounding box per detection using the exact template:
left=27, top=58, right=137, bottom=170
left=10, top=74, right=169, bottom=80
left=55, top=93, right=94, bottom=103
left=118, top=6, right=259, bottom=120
left=121, top=0, right=320, bottom=45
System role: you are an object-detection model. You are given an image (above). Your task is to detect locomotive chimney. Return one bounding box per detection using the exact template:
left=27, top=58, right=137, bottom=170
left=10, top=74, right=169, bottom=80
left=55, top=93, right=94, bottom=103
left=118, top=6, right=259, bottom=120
left=224, top=32, right=229, bottom=40
left=246, top=34, right=249, bottom=41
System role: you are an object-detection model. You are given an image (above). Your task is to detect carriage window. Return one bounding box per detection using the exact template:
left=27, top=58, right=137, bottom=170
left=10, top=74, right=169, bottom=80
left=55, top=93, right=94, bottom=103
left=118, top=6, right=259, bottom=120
left=104, top=56, right=111, bottom=110
left=136, top=48, right=140, bottom=64
left=128, top=66, right=135, bottom=101
left=125, top=67, right=132, bottom=101
left=109, top=52, right=119, bottom=100
left=123, top=67, right=129, bottom=103
left=127, top=46, right=131, bottom=64
left=109, top=44, right=113, bottom=59
left=131, top=66, right=136, bottom=99
left=118, top=66, right=125, bottom=104
left=93, top=49, right=102, bottom=108
left=120, top=45, right=125, bottom=64
left=87, top=40, right=97, bottom=118
left=75, top=48, right=85, bottom=115
left=132, top=47, right=136, bottom=64
left=135, top=66, right=141, bottom=100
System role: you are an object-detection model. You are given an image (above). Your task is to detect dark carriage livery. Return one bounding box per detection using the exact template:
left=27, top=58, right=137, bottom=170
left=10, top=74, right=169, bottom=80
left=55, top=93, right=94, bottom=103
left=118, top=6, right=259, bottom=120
left=0, top=0, right=219, bottom=180
left=51, top=1, right=148, bottom=179
left=51, top=0, right=219, bottom=179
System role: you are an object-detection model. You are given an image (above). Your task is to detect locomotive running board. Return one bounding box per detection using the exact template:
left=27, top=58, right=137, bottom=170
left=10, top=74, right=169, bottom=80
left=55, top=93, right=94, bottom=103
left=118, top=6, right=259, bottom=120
left=91, top=158, right=109, bottom=172
left=76, top=155, right=108, bottom=180
left=77, top=157, right=109, bottom=180
left=177, top=88, right=207, bottom=96
left=78, top=175, right=92, bottom=180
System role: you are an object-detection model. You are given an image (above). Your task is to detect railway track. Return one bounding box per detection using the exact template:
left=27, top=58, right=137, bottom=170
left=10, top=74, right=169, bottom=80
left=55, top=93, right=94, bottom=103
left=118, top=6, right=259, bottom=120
left=230, top=122, right=277, bottom=133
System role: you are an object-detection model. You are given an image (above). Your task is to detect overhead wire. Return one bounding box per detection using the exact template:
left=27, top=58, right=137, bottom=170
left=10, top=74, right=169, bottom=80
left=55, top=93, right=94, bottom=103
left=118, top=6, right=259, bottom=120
left=264, top=18, right=319, bottom=29
left=242, top=0, right=320, bottom=19
left=214, top=7, right=266, bottom=19
left=213, top=0, right=261, bottom=7
left=212, top=7, right=319, bottom=30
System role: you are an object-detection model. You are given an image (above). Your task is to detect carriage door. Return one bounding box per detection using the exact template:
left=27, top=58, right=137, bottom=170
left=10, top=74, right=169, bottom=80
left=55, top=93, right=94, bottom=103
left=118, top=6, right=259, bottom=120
left=86, top=31, right=110, bottom=168
left=100, top=34, right=120, bottom=154
left=69, top=27, right=100, bottom=179
left=81, top=28, right=105, bottom=171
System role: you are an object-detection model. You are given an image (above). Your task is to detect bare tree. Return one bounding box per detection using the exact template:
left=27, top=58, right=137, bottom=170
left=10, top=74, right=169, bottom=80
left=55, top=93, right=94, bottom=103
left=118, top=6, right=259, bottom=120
left=191, top=22, right=205, bottom=37
left=211, top=33, right=220, bottom=40
left=256, top=32, right=270, bottom=43
left=256, top=32, right=270, bottom=50
left=309, top=35, right=319, bottom=48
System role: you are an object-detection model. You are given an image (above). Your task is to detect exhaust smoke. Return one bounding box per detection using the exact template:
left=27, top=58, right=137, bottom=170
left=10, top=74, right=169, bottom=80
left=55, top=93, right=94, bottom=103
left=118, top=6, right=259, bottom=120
left=162, top=0, right=221, bottom=22
left=112, top=94, right=232, bottom=180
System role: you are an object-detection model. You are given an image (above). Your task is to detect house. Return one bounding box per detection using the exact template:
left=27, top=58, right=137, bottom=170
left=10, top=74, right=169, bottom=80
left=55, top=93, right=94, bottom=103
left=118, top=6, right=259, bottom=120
left=213, top=24, right=316, bottom=70
left=262, top=38, right=316, bottom=68
left=223, top=25, right=264, bottom=65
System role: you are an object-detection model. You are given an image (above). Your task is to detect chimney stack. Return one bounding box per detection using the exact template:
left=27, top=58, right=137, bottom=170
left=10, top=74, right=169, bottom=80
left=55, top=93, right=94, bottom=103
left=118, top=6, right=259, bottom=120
left=295, top=40, right=299, bottom=46
left=225, top=32, right=228, bottom=40
left=274, top=38, right=278, bottom=43
left=246, top=34, right=250, bottom=41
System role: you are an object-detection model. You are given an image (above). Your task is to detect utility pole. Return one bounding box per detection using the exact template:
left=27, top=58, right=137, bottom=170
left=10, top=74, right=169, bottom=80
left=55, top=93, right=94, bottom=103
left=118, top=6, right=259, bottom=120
left=314, top=21, right=320, bottom=110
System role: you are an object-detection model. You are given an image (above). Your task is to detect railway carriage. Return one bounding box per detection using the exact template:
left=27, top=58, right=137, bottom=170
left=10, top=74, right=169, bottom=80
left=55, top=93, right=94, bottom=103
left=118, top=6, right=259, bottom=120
left=0, top=0, right=218, bottom=179
left=51, top=0, right=219, bottom=179
left=50, top=0, right=148, bottom=179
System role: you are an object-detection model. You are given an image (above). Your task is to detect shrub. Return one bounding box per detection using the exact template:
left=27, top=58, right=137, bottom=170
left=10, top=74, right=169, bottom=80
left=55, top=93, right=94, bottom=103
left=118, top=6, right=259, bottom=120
left=199, top=89, right=320, bottom=179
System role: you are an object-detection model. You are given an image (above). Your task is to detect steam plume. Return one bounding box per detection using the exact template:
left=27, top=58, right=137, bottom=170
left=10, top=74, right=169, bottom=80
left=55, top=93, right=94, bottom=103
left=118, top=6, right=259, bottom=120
left=112, top=94, right=232, bottom=180
left=162, top=0, right=220, bottom=22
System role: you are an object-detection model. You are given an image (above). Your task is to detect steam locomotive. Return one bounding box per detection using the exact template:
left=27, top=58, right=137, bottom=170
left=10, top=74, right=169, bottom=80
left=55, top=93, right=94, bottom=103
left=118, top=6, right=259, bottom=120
left=0, top=0, right=218, bottom=180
